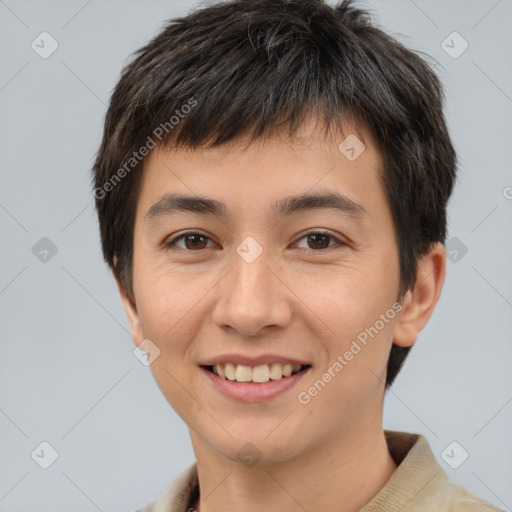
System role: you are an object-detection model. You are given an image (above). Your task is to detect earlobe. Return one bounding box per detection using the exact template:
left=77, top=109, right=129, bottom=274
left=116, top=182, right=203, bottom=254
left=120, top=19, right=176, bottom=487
left=392, top=242, right=446, bottom=348
left=115, top=275, right=144, bottom=348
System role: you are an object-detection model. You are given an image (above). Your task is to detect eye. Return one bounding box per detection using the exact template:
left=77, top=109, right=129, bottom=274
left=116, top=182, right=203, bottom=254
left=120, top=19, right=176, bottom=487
left=164, top=231, right=215, bottom=251
left=294, top=231, right=346, bottom=251
left=164, top=230, right=346, bottom=252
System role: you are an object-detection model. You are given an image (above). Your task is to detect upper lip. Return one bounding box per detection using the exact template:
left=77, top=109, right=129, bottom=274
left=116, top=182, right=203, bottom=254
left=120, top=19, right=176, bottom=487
left=199, top=353, right=311, bottom=367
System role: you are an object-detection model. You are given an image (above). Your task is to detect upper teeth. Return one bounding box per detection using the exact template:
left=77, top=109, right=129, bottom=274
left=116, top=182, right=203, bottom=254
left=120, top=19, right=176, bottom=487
left=212, top=363, right=303, bottom=383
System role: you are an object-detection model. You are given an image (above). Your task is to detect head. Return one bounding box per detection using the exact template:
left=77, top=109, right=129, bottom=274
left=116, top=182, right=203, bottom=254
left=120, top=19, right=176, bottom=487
left=92, top=0, right=456, bottom=463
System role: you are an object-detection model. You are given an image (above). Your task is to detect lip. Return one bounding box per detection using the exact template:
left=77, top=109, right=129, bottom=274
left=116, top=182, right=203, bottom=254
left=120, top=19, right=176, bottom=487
left=199, top=353, right=311, bottom=367
left=200, top=365, right=312, bottom=403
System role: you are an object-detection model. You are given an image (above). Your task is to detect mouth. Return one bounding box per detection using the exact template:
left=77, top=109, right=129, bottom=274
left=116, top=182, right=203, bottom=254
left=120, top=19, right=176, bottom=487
left=200, top=362, right=312, bottom=402
left=201, top=363, right=312, bottom=384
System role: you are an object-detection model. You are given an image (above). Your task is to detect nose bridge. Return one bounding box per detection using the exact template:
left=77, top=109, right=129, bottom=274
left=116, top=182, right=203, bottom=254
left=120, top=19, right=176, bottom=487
left=228, top=240, right=276, bottom=309
left=234, top=244, right=272, bottom=295
left=212, top=238, right=291, bottom=335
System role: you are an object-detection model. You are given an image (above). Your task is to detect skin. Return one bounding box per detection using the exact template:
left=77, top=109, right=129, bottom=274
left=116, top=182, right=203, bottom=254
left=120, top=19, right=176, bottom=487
left=118, top=117, right=446, bottom=512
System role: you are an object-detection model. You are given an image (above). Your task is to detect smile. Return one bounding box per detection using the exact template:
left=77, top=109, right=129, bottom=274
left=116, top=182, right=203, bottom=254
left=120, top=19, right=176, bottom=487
left=203, top=363, right=310, bottom=383
left=200, top=363, right=312, bottom=402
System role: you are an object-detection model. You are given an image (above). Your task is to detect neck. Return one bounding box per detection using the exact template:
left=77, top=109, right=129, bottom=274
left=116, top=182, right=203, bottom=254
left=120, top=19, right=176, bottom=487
left=190, top=424, right=397, bottom=512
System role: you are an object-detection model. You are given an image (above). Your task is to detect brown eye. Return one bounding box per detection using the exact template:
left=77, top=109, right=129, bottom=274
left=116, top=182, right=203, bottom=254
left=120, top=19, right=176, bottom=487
left=295, top=231, right=345, bottom=251
left=306, top=233, right=331, bottom=250
left=164, top=232, right=213, bottom=251
left=164, top=230, right=346, bottom=253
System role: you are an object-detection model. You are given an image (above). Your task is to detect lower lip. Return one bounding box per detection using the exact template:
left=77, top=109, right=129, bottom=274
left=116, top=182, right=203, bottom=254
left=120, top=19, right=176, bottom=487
left=200, top=366, right=311, bottom=403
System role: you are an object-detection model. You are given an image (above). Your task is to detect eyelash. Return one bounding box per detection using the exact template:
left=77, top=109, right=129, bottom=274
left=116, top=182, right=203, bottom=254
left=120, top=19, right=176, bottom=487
left=163, top=230, right=347, bottom=253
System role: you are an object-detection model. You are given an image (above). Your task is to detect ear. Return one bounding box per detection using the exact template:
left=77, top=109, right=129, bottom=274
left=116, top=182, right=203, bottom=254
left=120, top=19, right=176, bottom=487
left=392, top=242, right=446, bottom=348
left=114, top=274, right=144, bottom=348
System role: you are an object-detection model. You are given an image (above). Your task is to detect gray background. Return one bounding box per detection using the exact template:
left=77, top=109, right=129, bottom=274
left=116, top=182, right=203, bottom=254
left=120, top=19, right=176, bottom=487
left=0, top=0, right=511, bottom=510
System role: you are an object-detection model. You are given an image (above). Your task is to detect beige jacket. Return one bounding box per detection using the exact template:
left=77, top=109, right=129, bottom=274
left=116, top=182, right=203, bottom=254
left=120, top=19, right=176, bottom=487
left=136, top=431, right=503, bottom=512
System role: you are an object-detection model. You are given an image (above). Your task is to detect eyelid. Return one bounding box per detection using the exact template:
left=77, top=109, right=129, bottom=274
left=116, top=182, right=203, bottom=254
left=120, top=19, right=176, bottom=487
left=163, top=229, right=348, bottom=251
left=297, top=229, right=345, bottom=243
left=163, top=230, right=215, bottom=250
left=293, top=230, right=348, bottom=253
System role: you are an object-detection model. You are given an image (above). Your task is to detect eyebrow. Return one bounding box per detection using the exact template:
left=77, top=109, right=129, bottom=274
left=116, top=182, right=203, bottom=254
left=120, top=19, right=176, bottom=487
left=145, top=191, right=368, bottom=223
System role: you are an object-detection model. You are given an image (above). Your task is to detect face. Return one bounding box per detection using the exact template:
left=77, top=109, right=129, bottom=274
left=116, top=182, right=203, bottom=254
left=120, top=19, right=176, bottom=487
left=122, top=119, right=406, bottom=465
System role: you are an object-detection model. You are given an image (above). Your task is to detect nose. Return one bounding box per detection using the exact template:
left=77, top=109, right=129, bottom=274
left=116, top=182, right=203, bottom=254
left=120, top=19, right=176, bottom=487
left=211, top=245, right=293, bottom=337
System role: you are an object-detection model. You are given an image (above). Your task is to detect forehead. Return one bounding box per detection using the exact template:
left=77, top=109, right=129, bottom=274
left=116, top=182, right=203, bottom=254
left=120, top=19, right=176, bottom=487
left=137, top=118, right=386, bottom=223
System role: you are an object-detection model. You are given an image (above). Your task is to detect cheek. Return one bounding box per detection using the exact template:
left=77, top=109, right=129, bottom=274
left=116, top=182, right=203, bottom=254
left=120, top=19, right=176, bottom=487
left=132, top=268, right=208, bottom=422
left=295, top=258, right=398, bottom=378
left=300, top=262, right=394, bottom=335
left=133, top=258, right=211, bottom=332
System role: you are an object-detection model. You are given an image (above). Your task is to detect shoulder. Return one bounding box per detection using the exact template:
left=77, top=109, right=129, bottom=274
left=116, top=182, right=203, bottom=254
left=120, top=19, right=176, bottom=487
left=438, top=479, right=504, bottom=512
left=134, top=463, right=198, bottom=512
left=363, top=431, right=504, bottom=512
